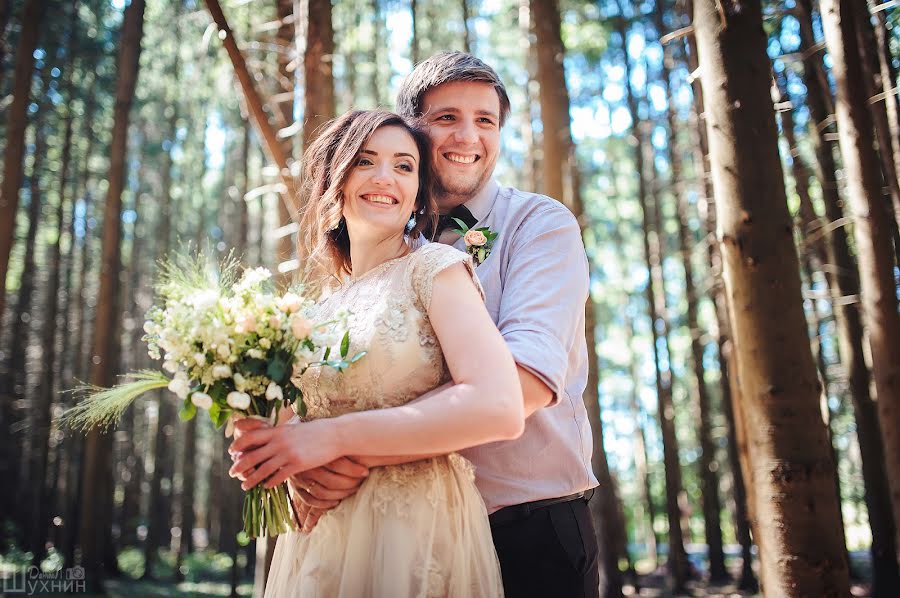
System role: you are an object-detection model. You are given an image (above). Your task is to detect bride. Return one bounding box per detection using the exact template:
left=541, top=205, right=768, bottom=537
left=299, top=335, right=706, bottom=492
left=228, top=109, right=524, bottom=597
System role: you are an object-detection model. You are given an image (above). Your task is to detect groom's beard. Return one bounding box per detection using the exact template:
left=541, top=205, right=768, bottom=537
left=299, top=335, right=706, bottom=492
left=433, top=158, right=496, bottom=207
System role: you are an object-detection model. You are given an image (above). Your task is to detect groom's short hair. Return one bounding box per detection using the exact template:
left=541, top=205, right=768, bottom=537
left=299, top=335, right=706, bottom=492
left=396, top=51, right=511, bottom=126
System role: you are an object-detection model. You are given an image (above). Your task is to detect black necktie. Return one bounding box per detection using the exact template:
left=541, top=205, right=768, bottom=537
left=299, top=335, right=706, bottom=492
left=424, top=205, right=478, bottom=239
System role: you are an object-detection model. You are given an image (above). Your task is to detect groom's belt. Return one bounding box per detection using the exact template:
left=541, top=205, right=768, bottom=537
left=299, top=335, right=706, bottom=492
left=488, top=492, right=586, bottom=527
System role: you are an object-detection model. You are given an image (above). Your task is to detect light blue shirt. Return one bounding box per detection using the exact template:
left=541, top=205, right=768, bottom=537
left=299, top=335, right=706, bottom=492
left=440, top=179, right=599, bottom=512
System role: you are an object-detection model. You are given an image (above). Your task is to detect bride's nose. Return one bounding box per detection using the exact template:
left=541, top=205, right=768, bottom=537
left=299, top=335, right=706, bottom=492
left=371, top=164, right=393, bottom=186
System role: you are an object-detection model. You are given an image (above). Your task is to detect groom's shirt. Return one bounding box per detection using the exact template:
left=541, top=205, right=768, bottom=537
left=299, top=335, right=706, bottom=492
left=441, top=179, right=599, bottom=513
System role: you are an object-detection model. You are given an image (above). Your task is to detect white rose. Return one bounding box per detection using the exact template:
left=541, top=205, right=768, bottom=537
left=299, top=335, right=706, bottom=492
left=227, top=391, right=251, bottom=410
left=193, top=352, right=206, bottom=367
left=235, top=313, right=257, bottom=334
left=247, top=348, right=264, bottom=359
left=212, top=364, right=232, bottom=379
left=217, top=344, right=231, bottom=359
left=191, top=391, right=213, bottom=410
left=168, top=375, right=190, bottom=399
left=233, top=373, right=247, bottom=391
left=265, top=382, right=283, bottom=402
left=259, top=337, right=271, bottom=349
left=163, top=360, right=178, bottom=374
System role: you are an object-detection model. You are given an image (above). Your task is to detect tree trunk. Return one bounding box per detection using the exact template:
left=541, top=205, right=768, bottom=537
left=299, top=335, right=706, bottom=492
left=819, top=0, right=900, bottom=561
left=867, top=0, right=900, bottom=189
left=274, top=0, right=296, bottom=271
left=174, top=416, right=197, bottom=581
left=77, top=0, right=145, bottom=589
left=302, top=0, right=335, bottom=148
left=655, top=2, right=727, bottom=580
left=531, top=0, right=623, bottom=594
left=692, top=0, right=850, bottom=594
left=616, top=8, right=689, bottom=590
left=204, top=0, right=299, bottom=218
left=410, top=0, right=419, bottom=65
left=461, top=0, right=472, bottom=53
left=851, top=0, right=900, bottom=234
left=0, top=0, right=46, bottom=340
left=370, top=0, right=381, bottom=106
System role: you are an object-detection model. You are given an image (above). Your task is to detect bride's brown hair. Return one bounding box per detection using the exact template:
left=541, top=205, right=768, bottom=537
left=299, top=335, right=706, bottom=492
left=297, top=110, right=438, bottom=292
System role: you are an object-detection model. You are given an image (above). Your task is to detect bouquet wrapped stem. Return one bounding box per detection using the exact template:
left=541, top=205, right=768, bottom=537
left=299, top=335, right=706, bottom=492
left=60, top=253, right=365, bottom=539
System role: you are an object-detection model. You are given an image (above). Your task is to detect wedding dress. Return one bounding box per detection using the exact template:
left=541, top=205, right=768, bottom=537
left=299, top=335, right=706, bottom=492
left=264, top=243, right=504, bottom=598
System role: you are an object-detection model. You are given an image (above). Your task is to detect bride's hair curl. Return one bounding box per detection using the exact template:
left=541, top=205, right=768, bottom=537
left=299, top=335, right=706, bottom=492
left=297, top=110, right=438, bottom=294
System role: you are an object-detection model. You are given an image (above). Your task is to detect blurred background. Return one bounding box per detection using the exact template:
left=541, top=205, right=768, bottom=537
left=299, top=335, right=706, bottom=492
left=1, top=0, right=899, bottom=596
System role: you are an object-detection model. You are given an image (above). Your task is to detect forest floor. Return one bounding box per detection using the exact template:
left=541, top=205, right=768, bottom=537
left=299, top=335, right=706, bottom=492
left=1, top=546, right=875, bottom=597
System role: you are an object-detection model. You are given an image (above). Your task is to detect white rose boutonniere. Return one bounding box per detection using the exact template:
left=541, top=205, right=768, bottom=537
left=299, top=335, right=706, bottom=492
left=451, top=218, right=498, bottom=267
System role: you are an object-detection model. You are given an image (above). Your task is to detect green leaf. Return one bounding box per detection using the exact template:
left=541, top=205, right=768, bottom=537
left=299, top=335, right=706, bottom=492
left=241, top=358, right=267, bottom=376
left=350, top=351, right=367, bottom=364
left=340, top=330, right=350, bottom=358
left=298, top=401, right=308, bottom=418
left=323, top=346, right=331, bottom=361
left=213, top=407, right=232, bottom=429
left=209, top=402, right=221, bottom=423
left=179, top=399, right=197, bottom=422
left=477, top=248, right=486, bottom=263
left=451, top=217, right=470, bottom=232
left=267, top=358, right=288, bottom=384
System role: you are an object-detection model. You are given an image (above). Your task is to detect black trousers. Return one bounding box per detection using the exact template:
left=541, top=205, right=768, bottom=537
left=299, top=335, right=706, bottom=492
left=490, top=497, right=600, bottom=598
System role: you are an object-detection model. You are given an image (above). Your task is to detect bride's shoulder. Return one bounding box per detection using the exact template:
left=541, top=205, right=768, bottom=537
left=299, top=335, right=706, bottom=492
left=410, top=242, right=468, bottom=266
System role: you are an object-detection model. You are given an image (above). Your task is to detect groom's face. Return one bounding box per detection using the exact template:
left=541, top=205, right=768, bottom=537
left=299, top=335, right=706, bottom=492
left=420, top=81, right=501, bottom=211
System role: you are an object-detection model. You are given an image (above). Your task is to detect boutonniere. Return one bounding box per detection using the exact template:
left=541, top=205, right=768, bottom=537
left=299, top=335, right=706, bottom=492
left=451, top=218, right=498, bottom=267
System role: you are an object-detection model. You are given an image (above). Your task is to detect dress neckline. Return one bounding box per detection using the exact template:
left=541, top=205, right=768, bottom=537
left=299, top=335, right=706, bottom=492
left=347, top=250, right=415, bottom=285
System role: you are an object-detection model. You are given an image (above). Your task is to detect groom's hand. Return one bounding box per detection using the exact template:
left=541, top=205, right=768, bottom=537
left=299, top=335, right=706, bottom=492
left=287, top=457, right=369, bottom=530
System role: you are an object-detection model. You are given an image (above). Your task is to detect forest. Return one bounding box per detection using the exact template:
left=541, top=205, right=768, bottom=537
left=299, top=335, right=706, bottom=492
left=1, top=0, right=900, bottom=596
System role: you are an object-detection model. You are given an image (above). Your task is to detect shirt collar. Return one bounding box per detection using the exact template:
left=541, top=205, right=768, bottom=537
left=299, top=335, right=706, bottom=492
left=462, top=178, right=500, bottom=223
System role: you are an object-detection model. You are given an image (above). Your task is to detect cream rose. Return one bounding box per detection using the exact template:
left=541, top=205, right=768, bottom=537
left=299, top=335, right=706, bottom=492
left=290, top=314, right=313, bottom=340
left=226, top=391, right=251, bottom=410
left=464, top=229, right=487, bottom=247
left=191, top=391, right=213, bottom=410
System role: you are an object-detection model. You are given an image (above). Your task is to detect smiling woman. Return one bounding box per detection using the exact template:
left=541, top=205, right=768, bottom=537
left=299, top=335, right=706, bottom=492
left=296, top=110, right=438, bottom=290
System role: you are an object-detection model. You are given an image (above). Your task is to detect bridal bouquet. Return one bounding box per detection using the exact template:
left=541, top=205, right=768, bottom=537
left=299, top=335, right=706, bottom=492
left=61, top=254, right=364, bottom=538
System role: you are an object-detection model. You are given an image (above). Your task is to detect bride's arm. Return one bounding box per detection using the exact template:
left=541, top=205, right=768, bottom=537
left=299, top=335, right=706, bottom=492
left=229, top=263, right=524, bottom=489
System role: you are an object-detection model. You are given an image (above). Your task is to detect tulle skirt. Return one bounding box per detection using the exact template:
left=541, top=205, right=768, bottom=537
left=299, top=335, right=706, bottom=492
left=264, top=454, right=504, bottom=598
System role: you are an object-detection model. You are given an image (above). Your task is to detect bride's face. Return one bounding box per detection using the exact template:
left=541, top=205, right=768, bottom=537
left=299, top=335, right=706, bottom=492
left=342, top=125, right=420, bottom=240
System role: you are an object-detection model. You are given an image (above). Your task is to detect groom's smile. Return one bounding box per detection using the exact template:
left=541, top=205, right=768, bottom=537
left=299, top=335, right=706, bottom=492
left=422, top=80, right=501, bottom=210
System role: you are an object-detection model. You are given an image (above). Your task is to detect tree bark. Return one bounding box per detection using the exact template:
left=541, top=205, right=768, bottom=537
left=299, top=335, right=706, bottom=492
left=819, top=0, right=900, bottom=560
left=410, top=0, right=419, bottom=65
left=655, top=2, right=727, bottom=581
left=174, top=416, right=197, bottom=581
left=692, top=0, right=850, bottom=594
left=274, top=0, right=296, bottom=271
left=204, top=0, right=299, bottom=217
left=77, top=0, right=145, bottom=588
left=0, top=0, right=46, bottom=340
left=616, top=8, right=689, bottom=590
left=531, top=1, right=623, bottom=594
left=302, top=0, right=335, bottom=148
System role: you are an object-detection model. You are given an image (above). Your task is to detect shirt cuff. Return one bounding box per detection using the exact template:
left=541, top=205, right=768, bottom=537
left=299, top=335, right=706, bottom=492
left=502, top=327, right=568, bottom=407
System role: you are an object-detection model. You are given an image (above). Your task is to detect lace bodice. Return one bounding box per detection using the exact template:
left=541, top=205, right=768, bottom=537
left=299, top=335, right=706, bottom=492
left=298, top=243, right=482, bottom=420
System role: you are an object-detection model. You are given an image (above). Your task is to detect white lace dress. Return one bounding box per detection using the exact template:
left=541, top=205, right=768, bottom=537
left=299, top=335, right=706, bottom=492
left=264, top=243, right=504, bottom=598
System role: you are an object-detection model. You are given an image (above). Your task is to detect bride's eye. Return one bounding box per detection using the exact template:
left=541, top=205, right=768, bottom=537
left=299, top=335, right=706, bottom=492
left=397, top=162, right=414, bottom=172
left=356, top=157, right=373, bottom=167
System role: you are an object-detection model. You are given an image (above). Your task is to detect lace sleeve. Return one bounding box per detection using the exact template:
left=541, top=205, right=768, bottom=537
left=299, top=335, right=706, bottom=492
left=411, top=244, right=484, bottom=311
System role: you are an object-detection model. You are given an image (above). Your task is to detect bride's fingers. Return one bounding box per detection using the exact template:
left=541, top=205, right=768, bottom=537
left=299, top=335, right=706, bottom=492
left=239, top=454, right=285, bottom=490
left=229, top=443, right=278, bottom=480
left=229, top=426, right=275, bottom=453
left=295, top=487, right=339, bottom=509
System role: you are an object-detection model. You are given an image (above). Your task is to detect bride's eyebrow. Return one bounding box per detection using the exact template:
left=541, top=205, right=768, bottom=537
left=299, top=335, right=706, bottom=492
left=359, top=149, right=418, bottom=162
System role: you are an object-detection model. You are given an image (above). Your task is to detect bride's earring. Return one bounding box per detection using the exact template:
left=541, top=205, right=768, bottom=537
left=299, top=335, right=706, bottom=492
left=405, top=212, right=416, bottom=233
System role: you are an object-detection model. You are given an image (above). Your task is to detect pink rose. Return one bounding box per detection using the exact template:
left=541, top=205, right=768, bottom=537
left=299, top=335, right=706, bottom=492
left=464, top=229, right=487, bottom=247
left=290, top=314, right=313, bottom=339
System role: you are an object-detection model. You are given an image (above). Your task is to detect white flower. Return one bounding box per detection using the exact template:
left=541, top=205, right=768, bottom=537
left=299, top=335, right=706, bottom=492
left=277, top=292, right=303, bottom=313
left=191, top=391, right=213, bottom=410
left=235, top=267, right=272, bottom=292
left=163, top=360, right=178, bottom=374
left=168, top=374, right=190, bottom=399
left=265, top=382, right=283, bottom=402
left=259, top=337, right=271, bottom=349
left=247, top=348, right=265, bottom=359
left=217, top=344, right=231, bottom=359
left=187, top=289, right=219, bottom=310
left=227, top=391, right=251, bottom=410
left=193, top=352, right=206, bottom=367
left=233, top=372, right=247, bottom=391
left=212, top=364, right=232, bottom=379
left=143, top=320, right=157, bottom=334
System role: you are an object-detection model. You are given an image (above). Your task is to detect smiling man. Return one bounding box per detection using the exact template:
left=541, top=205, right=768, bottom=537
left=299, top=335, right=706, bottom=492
left=289, top=52, right=600, bottom=598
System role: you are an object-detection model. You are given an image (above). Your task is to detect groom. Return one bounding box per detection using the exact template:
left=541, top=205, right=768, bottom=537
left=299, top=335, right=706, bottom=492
left=291, top=52, right=600, bottom=597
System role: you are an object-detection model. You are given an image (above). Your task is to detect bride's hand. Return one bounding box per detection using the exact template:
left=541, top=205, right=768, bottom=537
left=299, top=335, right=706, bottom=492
left=290, top=457, right=370, bottom=506
left=228, top=419, right=340, bottom=491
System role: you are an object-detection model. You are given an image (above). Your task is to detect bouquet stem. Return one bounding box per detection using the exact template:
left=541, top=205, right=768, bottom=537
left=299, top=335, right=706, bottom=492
left=243, top=483, right=295, bottom=538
